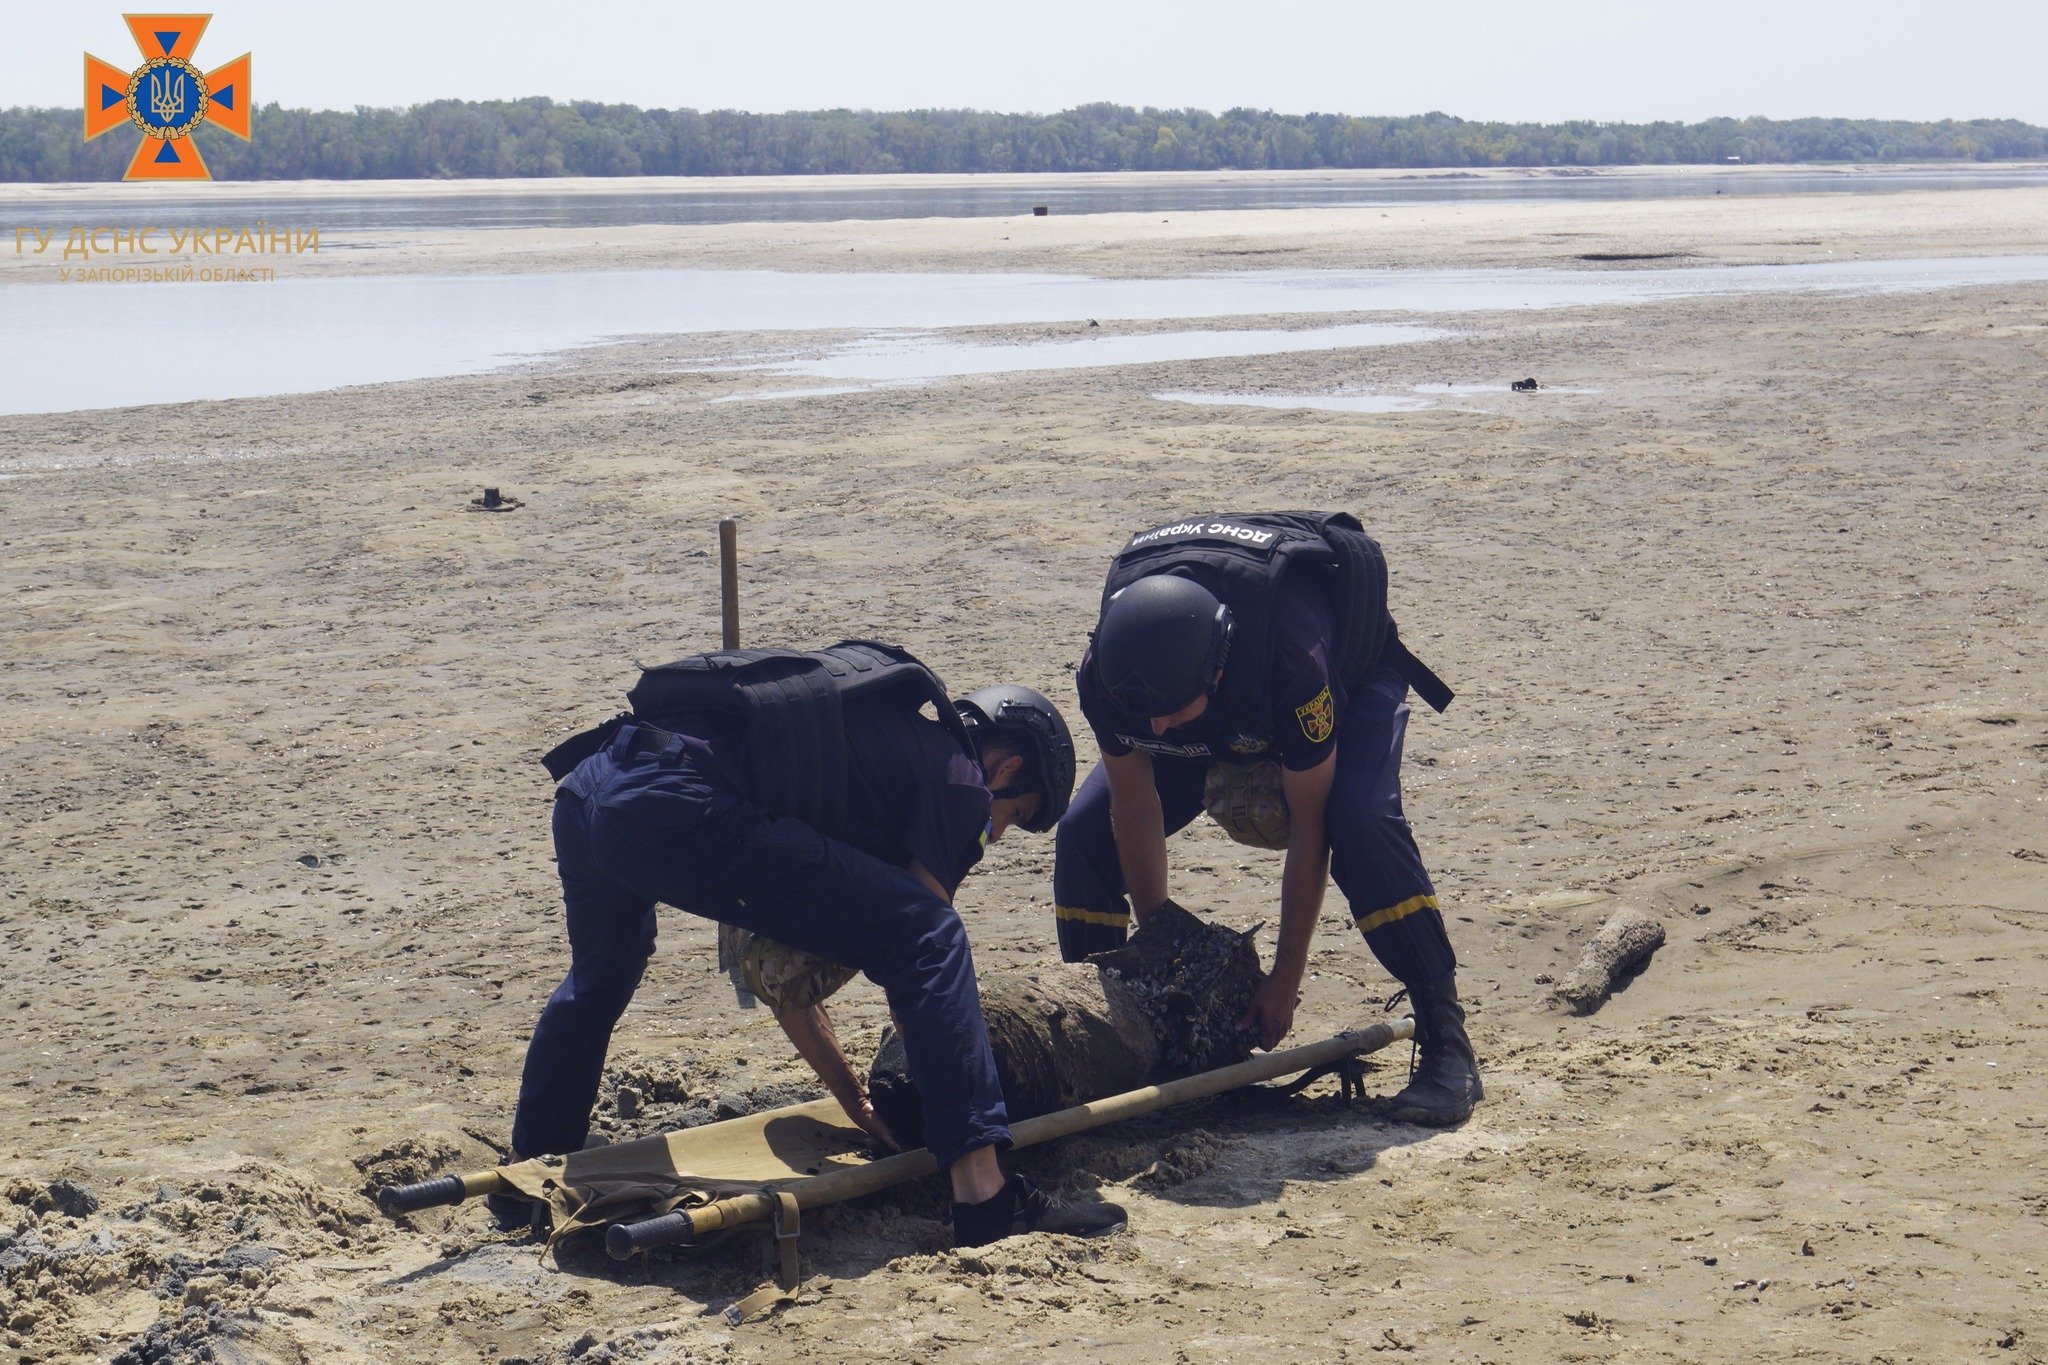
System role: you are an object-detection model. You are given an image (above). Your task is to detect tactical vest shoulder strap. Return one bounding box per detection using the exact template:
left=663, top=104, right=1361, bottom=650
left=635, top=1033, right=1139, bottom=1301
left=1314, top=513, right=1453, bottom=711
left=1308, top=512, right=1389, bottom=684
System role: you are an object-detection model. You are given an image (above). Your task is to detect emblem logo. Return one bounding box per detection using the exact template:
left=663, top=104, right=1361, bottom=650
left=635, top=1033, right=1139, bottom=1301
left=1294, top=685, right=1335, bottom=744
left=85, top=15, right=252, bottom=181
left=1226, top=732, right=1268, bottom=755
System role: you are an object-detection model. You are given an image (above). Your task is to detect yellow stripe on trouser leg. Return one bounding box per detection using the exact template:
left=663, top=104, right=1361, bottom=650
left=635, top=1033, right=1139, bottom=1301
left=1353, top=893, right=1439, bottom=935
left=1055, top=904, right=1131, bottom=928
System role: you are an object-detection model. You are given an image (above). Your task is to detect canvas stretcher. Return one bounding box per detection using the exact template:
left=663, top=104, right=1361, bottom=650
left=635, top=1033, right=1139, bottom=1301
left=378, top=1020, right=1413, bottom=1265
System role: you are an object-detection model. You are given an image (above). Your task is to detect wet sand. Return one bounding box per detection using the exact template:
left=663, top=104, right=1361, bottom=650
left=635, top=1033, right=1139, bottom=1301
left=1, top=187, right=2045, bottom=1363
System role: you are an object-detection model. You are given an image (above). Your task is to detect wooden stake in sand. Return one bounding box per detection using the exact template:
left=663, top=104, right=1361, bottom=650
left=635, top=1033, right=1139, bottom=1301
left=713, top=514, right=754, bottom=1006
left=1553, top=907, right=1666, bottom=1015
left=718, top=517, right=740, bottom=650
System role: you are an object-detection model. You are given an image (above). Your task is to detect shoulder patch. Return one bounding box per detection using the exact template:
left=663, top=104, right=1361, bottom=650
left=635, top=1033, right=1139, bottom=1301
left=1294, top=685, right=1335, bottom=745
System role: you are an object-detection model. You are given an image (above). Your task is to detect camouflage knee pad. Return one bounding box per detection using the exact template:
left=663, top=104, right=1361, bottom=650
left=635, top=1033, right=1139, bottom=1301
left=1203, top=760, right=1291, bottom=849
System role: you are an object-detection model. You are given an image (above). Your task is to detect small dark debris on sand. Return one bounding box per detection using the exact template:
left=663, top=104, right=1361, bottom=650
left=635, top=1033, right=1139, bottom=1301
left=466, top=486, right=523, bottom=512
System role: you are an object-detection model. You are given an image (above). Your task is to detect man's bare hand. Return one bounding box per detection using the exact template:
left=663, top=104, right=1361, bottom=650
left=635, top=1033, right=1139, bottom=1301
left=776, top=1002, right=904, bottom=1152
left=842, top=1094, right=902, bottom=1153
left=1239, top=973, right=1299, bottom=1052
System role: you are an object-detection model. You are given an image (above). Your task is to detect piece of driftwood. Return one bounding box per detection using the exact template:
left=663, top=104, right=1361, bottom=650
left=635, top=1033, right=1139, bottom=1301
left=1554, top=907, right=1665, bottom=1014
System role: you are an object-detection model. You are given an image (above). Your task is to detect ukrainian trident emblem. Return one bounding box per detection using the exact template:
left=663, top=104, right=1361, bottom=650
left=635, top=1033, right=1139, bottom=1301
left=84, top=15, right=251, bottom=181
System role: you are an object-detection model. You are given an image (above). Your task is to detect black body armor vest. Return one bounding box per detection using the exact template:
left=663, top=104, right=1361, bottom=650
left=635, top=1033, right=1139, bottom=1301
left=542, top=640, right=974, bottom=845
left=1101, top=513, right=1453, bottom=721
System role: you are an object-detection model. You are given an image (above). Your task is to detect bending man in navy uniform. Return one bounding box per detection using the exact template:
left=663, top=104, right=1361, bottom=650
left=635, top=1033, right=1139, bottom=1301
left=513, top=640, right=1123, bottom=1246
left=1053, top=515, right=1482, bottom=1126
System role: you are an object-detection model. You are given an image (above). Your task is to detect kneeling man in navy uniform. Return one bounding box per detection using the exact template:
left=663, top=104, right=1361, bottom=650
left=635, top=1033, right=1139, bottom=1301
left=514, top=640, right=1123, bottom=1246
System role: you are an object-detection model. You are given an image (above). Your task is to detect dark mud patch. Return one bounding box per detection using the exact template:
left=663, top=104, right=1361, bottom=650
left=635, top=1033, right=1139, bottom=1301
left=2, top=1181, right=297, bottom=1365
left=3, top=1177, right=99, bottom=1219
left=591, top=1078, right=826, bottom=1148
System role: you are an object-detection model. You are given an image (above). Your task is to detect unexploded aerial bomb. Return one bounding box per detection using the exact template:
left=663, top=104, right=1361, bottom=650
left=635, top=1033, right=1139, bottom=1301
left=868, top=901, right=1263, bottom=1143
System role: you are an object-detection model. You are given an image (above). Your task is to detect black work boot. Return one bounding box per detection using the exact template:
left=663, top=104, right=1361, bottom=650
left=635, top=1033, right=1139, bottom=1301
left=1386, top=973, right=1483, bottom=1126
left=952, top=1175, right=1127, bottom=1248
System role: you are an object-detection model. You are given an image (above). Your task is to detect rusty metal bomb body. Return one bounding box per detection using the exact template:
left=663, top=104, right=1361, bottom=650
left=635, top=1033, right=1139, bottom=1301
left=868, top=901, right=1263, bottom=1143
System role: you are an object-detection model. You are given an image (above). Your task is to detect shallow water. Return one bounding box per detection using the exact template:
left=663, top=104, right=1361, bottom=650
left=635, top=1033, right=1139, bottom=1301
left=709, top=381, right=925, bottom=404
left=6, top=166, right=2046, bottom=234
left=3, top=255, right=2045, bottom=417
left=1155, top=390, right=1437, bottom=414
left=722, top=323, right=1449, bottom=385
left=1153, top=380, right=1607, bottom=416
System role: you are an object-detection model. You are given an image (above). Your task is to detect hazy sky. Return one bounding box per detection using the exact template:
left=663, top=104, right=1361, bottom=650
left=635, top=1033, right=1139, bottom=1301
left=10, top=1, right=2046, bottom=124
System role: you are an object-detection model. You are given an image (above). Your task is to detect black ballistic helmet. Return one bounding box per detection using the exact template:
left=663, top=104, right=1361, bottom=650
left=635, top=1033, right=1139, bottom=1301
left=1093, top=574, right=1235, bottom=718
left=955, top=684, right=1077, bottom=833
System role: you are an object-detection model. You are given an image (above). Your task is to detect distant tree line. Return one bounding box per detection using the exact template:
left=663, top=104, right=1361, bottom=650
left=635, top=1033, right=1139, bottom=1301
left=3, top=101, right=2044, bottom=181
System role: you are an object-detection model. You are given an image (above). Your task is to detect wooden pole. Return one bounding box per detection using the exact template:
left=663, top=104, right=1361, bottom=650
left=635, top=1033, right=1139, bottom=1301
left=718, top=517, right=740, bottom=650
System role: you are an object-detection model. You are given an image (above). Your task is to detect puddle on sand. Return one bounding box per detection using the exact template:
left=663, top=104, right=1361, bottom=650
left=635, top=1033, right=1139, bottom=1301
left=1412, top=381, right=1605, bottom=394
left=5, top=255, right=2046, bottom=416
left=725, top=323, right=1451, bottom=386
left=709, top=380, right=927, bottom=404
left=1155, top=391, right=1437, bottom=414
left=1154, top=380, right=1607, bottom=414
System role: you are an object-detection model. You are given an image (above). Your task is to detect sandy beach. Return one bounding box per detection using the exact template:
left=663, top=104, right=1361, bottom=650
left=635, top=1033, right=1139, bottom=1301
left=1, top=183, right=2044, bottom=1363
left=7, top=169, right=2048, bottom=283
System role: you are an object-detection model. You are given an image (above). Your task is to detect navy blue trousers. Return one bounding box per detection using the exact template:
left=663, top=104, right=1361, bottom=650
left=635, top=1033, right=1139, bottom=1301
left=1052, top=667, right=1457, bottom=985
left=511, top=727, right=1010, bottom=1169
